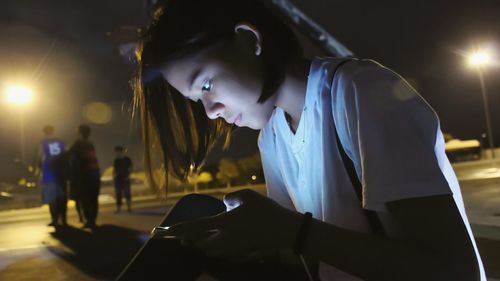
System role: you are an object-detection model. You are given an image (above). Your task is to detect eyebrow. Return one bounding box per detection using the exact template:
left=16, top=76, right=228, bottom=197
left=188, top=67, right=203, bottom=92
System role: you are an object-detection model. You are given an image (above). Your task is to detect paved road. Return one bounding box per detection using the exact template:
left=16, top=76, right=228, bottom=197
left=0, top=186, right=263, bottom=281
left=455, top=163, right=500, bottom=281
left=0, top=198, right=169, bottom=280
left=454, top=159, right=500, bottom=182
left=0, top=178, right=499, bottom=280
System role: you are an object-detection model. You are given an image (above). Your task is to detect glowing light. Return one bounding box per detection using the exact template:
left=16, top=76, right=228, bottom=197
left=0, top=191, right=13, bottom=198
left=18, top=178, right=26, bottom=186
left=467, top=50, right=492, bottom=67
left=251, top=175, right=257, bottom=181
left=224, top=197, right=241, bottom=211
left=67, top=200, right=76, bottom=207
left=5, top=85, right=33, bottom=105
left=83, top=102, right=112, bottom=124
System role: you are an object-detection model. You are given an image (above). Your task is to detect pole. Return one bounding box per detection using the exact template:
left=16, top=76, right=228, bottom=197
left=19, top=108, right=26, bottom=164
left=264, top=0, right=354, bottom=57
left=477, top=69, right=496, bottom=159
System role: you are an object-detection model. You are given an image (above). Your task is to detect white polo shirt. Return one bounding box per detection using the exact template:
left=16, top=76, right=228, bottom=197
left=258, top=57, right=485, bottom=280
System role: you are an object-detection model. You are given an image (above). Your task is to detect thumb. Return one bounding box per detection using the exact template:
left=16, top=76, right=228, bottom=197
left=223, top=189, right=256, bottom=210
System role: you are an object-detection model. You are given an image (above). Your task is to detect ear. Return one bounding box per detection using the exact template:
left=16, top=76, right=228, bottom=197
left=234, top=22, right=262, bottom=56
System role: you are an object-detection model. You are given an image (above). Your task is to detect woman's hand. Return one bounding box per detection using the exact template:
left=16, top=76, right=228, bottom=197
left=163, top=189, right=301, bottom=259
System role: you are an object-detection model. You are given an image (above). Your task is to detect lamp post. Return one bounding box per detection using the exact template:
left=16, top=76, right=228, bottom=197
left=467, top=50, right=496, bottom=159
left=5, top=85, right=33, bottom=163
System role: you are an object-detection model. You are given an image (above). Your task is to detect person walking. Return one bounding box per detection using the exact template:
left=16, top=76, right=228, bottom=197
left=113, top=146, right=133, bottom=213
left=39, top=125, right=67, bottom=226
left=68, top=178, right=85, bottom=224
left=69, top=124, right=101, bottom=229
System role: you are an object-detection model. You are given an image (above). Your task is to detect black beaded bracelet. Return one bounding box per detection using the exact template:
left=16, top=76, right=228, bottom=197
left=293, top=211, right=313, bottom=256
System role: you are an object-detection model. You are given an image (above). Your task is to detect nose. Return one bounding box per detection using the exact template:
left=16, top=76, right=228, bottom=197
left=203, top=100, right=225, bottom=120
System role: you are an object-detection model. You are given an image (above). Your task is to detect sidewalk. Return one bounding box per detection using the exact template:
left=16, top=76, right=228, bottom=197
left=0, top=185, right=267, bottom=281
left=0, top=184, right=266, bottom=224
left=453, top=158, right=500, bottom=182
left=1, top=182, right=499, bottom=280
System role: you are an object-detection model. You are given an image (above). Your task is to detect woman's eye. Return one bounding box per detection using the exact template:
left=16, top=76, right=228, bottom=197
left=201, top=79, right=213, bottom=93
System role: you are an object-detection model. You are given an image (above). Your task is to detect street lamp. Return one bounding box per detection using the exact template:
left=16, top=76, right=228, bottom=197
left=6, top=85, right=33, bottom=105
left=466, top=49, right=496, bottom=159
left=468, top=51, right=491, bottom=67
left=4, top=84, right=34, bottom=163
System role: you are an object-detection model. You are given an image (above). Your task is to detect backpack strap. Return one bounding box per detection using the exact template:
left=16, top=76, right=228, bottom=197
left=331, top=58, right=386, bottom=236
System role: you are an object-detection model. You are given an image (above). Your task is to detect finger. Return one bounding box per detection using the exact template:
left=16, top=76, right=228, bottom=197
left=223, top=189, right=257, bottom=209
left=151, top=226, right=179, bottom=238
left=196, top=232, right=243, bottom=258
left=194, top=229, right=224, bottom=252
left=164, top=213, right=228, bottom=237
left=180, top=228, right=218, bottom=247
left=197, top=231, right=254, bottom=259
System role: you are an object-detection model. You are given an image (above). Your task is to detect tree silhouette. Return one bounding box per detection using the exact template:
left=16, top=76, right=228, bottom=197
left=216, top=158, right=239, bottom=188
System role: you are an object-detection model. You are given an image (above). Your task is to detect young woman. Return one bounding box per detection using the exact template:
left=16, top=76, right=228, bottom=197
left=134, top=0, right=485, bottom=280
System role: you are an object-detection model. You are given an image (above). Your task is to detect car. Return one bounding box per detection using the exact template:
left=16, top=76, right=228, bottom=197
left=445, top=139, right=481, bottom=162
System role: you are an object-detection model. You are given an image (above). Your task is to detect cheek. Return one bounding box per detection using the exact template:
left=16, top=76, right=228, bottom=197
left=218, top=66, right=262, bottom=101
left=216, top=79, right=259, bottom=105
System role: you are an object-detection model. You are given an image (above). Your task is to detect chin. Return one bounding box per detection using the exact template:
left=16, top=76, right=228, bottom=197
left=246, top=124, right=261, bottom=130
left=241, top=113, right=271, bottom=130
left=247, top=120, right=267, bottom=130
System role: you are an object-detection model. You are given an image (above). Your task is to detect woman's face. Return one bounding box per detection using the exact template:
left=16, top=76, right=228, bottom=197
left=160, top=32, right=277, bottom=130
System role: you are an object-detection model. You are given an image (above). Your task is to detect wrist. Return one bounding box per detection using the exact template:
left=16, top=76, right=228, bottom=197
left=278, top=210, right=307, bottom=250
left=293, top=212, right=313, bottom=255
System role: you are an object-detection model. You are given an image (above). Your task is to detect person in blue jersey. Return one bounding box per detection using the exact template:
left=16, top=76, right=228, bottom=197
left=131, top=0, right=485, bottom=280
left=40, top=125, right=67, bottom=226
left=69, top=124, right=101, bottom=229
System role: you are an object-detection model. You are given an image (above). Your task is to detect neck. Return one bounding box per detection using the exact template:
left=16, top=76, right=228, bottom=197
left=274, top=58, right=310, bottom=130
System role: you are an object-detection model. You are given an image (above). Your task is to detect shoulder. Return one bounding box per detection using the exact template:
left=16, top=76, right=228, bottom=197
left=53, top=139, right=65, bottom=146
left=335, top=58, right=401, bottom=90
left=332, top=58, right=429, bottom=112
left=311, top=57, right=399, bottom=106
left=85, top=140, right=96, bottom=149
left=69, top=140, right=82, bottom=150
left=311, top=57, right=390, bottom=82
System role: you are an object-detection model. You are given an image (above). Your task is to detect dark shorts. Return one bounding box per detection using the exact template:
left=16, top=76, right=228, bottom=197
left=41, top=182, right=66, bottom=204
left=70, top=176, right=100, bottom=200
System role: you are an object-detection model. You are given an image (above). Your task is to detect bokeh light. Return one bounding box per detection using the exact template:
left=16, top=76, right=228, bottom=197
left=467, top=50, right=492, bottom=67
left=83, top=102, right=112, bottom=124
left=5, top=85, right=33, bottom=105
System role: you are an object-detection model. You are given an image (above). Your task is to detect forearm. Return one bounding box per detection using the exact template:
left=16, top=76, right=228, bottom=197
left=291, top=216, right=455, bottom=281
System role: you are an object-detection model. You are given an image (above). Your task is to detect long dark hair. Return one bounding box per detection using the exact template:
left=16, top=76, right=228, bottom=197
left=134, top=0, right=303, bottom=195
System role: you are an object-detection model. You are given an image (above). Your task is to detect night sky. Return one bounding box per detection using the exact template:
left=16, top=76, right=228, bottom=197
left=0, top=0, right=499, bottom=181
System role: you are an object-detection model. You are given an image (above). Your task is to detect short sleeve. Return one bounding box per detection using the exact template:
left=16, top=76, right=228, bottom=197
left=258, top=129, right=295, bottom=211
left=332, top=60, right=452, bottom=212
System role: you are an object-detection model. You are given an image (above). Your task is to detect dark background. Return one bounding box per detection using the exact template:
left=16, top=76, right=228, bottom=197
left=0, top=0, right=499, bottom=181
